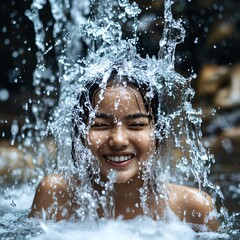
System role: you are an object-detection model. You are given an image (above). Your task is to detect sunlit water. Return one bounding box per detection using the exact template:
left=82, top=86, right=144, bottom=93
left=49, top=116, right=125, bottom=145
left=1, top=0, right=240, bottom=239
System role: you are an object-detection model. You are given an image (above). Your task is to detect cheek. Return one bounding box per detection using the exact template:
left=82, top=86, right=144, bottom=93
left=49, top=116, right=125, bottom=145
left=150, top=131, right=156, bottom=147
left=132, top=130, right=155, bottom=150
left=88, top=131, right=109, bottom=148
left=145, top=130, right=156, bottom=154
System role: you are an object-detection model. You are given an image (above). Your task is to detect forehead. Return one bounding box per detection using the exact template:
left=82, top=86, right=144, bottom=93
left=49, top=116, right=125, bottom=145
left=94, top=85, right=147, bottom=114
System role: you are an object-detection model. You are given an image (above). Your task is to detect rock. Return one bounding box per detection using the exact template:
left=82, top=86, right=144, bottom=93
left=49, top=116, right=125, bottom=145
left=197, top=65, right=229, bottom=96
left=214, top=64, right=240, bottom=108
left=203, top=126, right=240, bottom=165
left=206, top=20, right=235, bottom=45
left=0, top=139, right=56, bottom=184
left=197, top=64, right=240, bottom=109
left=0, top=141, right=35, bottom=183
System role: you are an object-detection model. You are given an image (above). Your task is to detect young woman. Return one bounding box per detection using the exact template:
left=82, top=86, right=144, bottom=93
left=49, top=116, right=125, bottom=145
left=29, top=64, right=219, bottom=231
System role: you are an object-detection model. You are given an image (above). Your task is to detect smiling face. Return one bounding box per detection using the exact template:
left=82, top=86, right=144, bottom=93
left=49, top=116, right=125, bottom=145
left=87, top=84, right=156, bottom=183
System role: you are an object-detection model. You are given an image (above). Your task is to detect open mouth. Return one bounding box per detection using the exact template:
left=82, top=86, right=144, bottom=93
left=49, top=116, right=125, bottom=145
left=106, top=155, right=133, bottom=163
left=102, top=154, right=136, bottom=168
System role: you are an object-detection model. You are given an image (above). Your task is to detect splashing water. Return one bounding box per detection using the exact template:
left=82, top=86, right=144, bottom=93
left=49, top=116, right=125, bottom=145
left=27, top=0, right=223, bottom=221
left=2, top=0, right=239, bottom=239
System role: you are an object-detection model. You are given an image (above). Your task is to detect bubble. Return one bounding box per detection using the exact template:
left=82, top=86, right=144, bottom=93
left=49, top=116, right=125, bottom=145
left=0, top=88, right=10, bottom=101
left=4, top=38, right=11, bottom=45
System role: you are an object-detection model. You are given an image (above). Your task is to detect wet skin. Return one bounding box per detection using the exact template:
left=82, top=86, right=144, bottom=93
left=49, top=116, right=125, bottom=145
left=29, top=85, right=219, bottom=231
left=87, top=85, right=156, bottom=183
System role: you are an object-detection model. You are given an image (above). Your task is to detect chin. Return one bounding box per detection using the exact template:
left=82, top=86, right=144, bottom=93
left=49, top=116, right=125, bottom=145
left=107, top=172, right=134, bottom=184
left=115, top=177, right=129, bottom=184
left=100, top=168, right=139, bottom=184
left=114, top=173, right=139, bottom=184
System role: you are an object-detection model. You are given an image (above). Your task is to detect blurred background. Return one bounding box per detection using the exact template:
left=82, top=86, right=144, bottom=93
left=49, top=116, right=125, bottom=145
left=0, top=0, right=239, bottom=214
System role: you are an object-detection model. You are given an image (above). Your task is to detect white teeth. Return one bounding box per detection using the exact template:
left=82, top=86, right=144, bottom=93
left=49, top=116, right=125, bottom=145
left=107, top=155, right=132, bottom=162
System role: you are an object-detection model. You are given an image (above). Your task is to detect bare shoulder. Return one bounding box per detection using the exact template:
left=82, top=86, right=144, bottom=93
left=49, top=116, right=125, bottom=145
left=37, top=173, right=69, bottom=190
left=29, top=173, right=77, bottom=221
left=165, top=183, right=219, bottom=231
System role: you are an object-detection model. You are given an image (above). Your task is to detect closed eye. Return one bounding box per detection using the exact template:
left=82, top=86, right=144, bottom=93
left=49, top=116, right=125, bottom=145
left=91, top=123, right=110, bottom=129
left=128, top=123, right=148, bottom=130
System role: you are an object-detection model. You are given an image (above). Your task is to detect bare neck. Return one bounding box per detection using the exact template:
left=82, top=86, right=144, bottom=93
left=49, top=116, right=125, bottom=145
left=114, top=176, right=144, bottom=219
left=93, top=174, right=145, bottom=219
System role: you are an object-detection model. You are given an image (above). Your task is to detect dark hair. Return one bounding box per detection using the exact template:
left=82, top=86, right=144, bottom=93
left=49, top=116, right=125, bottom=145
left=70, top=52, right=188, bottom=170
left=83, top=70, right=158, bottom=122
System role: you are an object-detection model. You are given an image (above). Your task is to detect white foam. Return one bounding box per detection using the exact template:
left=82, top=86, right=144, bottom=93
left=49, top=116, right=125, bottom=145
left=33, top=217, right=197, bottom=240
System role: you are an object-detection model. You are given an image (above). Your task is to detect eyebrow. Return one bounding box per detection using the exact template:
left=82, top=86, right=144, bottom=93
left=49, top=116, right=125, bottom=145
left=126, top=113, right=152, bottom=120
left=94, top=113, right=152, bottom=120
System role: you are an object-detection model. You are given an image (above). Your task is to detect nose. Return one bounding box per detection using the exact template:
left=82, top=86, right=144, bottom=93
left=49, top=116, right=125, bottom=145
left=109, top=126, right=129, bottom=149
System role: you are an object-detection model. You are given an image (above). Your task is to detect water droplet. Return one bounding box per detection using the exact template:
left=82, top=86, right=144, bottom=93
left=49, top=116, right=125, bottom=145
left=12, top=51, right=19, bottom=58
left=11, top=120, right=19, bottom=145
left=211, top=108, right=216, bottom=115
left=194, top=37, right=198, bottom=44
left=4, top=38, right=10, bottom=45
left=2, top=26, right=7, bottom=33
left=0, top=88, right=10, bottom=101
left=23, top=103, right=29, bottom=111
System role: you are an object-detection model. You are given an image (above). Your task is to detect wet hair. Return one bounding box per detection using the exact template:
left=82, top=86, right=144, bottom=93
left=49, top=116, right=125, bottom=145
left=70, top=60, right=189, bottom=216
left=71, top=68, right=162, bottom=167
left=82, top=70, right=157, bottom=123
